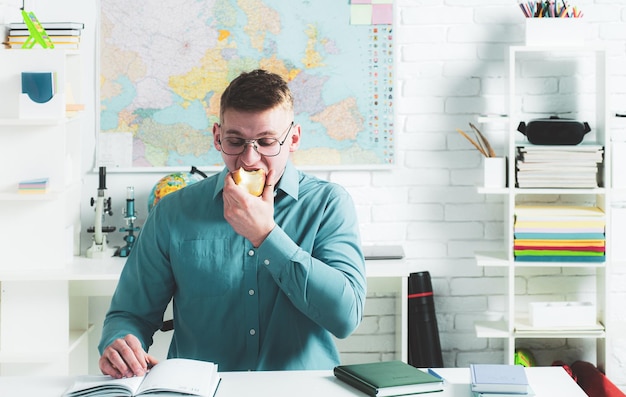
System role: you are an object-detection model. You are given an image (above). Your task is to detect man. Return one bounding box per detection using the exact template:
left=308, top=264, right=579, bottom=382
left=98, top=69, right=367, bottom=378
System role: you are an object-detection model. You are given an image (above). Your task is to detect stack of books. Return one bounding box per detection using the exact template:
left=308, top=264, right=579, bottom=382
left=5, top=21, right=84, bottom=49
left=515, top=145, right=604, bottom=188
left=470, top=364, right=534, bottom=397
left=18, top=177, right=49, bottom=194
left=514, top=205, right=606, bottom=262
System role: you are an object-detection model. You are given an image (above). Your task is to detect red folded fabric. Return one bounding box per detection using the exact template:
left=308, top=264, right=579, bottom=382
left=514, top=245, right=605, bottom=252
left=571, top=361, right=626, bottom=397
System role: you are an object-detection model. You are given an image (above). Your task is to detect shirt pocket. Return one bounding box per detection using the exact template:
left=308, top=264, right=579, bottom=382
left=173, top=238, right=237, bottom=297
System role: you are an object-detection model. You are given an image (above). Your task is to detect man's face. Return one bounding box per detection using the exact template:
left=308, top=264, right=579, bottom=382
left=213, top=107, right=300, bottom=186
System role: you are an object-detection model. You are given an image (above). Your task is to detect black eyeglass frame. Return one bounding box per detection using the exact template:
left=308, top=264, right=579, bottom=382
left=218, top=121, right=294, bottom=157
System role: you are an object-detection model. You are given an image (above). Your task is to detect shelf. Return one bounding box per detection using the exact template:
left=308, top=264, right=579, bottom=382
left=69, top=325, right=94, bottom=353
left=477, top=187, right=607, bottom=195
left=0, top=115, right=82, bottom=127
left=0, top=183, right=80, bottom=202
left=475, top=320, right=509, bottom=338
left=515, top=326, right=605, bottom=339
left=512, top=188, right=607, bottom=195
left=0, top=191, right=61, bottom=201
left=475, top=42, right=610, bottom=370
left=476, top=251, right=607, bottom=268
left=0, top=46, right=88, bottom=377
left=0, top=256, right=125, bottom=282
left=365, top=259, right=410, bottom=278
left=475, top=320, right=606, bottom=339
left=475, top=251, right=510, bottom=267
left=0, top=255, right=410, bottom=282
left=0, top=350, right=60, bottom=364
left=0, top=327, right=91, bottom=364
left=477, top=186, right=509, bottom=195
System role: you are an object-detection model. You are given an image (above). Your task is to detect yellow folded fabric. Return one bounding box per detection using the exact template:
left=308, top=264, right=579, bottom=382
left=514, top=220, right=605, bottom=228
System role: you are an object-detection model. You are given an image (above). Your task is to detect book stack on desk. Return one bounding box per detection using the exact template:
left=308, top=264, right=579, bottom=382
left=5, top=21, right=84, bottom=49
left=470, top=364, right=534, bottom=397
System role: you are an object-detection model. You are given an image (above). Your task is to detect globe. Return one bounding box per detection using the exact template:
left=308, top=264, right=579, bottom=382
left=148, top=171, right=205, bottom=212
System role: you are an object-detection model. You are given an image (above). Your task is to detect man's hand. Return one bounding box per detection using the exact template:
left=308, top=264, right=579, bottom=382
left=223, top=169, right=276, bottom=247
left=99, top=334, right=159, bottom=378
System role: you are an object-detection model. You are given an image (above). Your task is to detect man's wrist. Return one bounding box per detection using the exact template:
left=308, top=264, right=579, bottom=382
left=251, top=223, right=276, bottom=248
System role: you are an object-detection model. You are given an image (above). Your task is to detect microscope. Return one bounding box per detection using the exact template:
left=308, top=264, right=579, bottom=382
left=116, top=186, right=140, bottom=257
left=86, top=166, right=116, bottom=258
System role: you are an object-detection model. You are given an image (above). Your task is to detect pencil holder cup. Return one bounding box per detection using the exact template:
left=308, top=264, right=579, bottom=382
left=525, top=18, right=586, bottom=46
left=483, top=157, right=506, bottom=188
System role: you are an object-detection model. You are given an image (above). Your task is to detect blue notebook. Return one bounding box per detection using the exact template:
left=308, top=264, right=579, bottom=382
left=470, top=364, right=529, bottom=394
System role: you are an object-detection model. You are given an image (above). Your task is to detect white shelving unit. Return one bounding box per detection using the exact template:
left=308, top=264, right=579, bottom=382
left=475, top=45, right=611, bottom=372
left=0, top=50, right=86, bottom=375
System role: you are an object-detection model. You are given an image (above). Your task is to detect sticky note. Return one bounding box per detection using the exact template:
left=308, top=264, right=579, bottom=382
left=372, top=4, right=393, bottom=25
left=351, top=4, right=373, bottom=25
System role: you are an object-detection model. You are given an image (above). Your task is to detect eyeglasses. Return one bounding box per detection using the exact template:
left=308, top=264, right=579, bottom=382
left=218, top=122, right=294, bottom=157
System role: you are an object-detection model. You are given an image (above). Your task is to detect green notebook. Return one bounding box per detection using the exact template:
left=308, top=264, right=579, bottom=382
left=333, top=360, right=444, bottom=396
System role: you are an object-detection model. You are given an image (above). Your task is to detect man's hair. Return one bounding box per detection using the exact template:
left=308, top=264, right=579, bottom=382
left=220, top=69, right=293, bottom=120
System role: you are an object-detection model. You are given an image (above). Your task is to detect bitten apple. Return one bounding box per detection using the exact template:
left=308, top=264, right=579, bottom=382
left=232, top=167, right=266, bottom=196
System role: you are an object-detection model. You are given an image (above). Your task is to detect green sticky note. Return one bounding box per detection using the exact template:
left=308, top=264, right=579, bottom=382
left=351, top=4, right=372, bottom=25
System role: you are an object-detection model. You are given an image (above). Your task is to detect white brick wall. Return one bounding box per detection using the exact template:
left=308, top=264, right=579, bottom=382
left=347, top=0, right=626, bottom=391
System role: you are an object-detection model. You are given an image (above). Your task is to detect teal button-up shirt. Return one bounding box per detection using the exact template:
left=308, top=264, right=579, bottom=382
left=99, top=162, right=366, bottom=371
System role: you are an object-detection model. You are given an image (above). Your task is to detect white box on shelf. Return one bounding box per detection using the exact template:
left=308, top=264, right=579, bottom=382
left=529, top=301, right=595, bottom=327
left=525, top=18, right=586, bottom=47
left=483, top=157, right=506, bottom=188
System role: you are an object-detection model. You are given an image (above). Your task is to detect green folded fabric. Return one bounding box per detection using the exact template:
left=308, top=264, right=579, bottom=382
left=515, top=250, right=604, bottom=256
left=514, top=256, right=605, bottom=263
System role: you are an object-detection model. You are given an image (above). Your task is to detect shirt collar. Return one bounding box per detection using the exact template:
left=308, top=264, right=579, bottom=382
left=213, top=161, right=299, bottom=201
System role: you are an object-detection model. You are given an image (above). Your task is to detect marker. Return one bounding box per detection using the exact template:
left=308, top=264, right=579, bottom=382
left=428, top=368, right=446, bottom=383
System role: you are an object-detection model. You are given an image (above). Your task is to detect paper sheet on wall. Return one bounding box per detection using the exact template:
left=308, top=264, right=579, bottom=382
left=97, top=132, right=133, bottom=169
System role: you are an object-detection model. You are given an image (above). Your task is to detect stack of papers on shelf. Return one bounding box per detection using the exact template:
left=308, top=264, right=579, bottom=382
left=515, top=145, right=603, bottom=188
left=470, top=364, right=534, bottom=396
left=5, top=21, right=84, bottom=49
left=333, top=360, right=444, bottom=396
left=18, top=177, right=49, bottom=194
left=514, top=205, right=605, bottom=262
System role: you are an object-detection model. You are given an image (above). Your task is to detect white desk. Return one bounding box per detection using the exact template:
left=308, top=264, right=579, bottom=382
left=0, top=367, right=586, bottom=397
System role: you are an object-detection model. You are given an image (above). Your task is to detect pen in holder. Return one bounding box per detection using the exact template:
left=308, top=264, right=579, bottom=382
left=456, top=123, right=506, bottom=188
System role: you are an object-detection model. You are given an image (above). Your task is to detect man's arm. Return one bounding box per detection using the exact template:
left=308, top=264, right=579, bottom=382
left=256, top=186, right=367, bottom=338
left=98, top=206, right=175, bottom=376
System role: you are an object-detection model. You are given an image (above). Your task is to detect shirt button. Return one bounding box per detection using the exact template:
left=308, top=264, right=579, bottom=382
left=248, top=250, right=255, bottom=256
left=264, top=259, right=270, bottom=265
left=249, top=329, right=256, bottom=335
left=248, top=289, right=255, bottom=296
